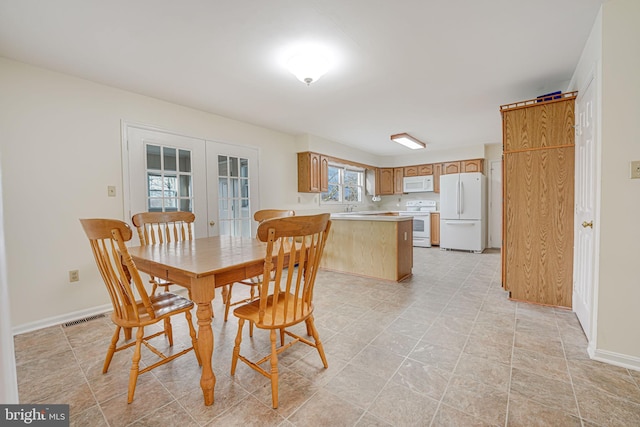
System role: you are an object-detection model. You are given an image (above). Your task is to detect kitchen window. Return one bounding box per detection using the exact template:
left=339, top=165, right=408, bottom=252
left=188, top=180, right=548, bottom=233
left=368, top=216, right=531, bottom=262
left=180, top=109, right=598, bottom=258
left=321, top=164, right=364, bottom=204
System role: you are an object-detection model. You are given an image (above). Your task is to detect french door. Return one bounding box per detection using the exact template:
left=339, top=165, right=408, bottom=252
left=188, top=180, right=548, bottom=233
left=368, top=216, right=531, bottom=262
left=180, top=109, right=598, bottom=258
left=124, top=123, right=259, bottom=243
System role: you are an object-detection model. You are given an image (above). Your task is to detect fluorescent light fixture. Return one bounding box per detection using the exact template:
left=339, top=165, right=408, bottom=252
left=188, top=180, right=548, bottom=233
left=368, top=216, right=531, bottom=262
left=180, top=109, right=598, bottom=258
left=286, top=52, right=329, bottom=85
left=390, top=133, right=426, bottom=150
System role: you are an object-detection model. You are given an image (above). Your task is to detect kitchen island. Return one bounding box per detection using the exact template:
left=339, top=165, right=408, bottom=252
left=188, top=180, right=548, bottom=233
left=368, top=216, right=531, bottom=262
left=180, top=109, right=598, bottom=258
left=321, top=213, right=413, bottom=281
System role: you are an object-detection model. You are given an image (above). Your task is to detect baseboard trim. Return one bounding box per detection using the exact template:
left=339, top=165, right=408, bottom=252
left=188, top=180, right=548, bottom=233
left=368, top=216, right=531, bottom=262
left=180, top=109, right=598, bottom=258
left=12, top=304, right=112, bottom=336
left=591, top=348, right=640, bottom=372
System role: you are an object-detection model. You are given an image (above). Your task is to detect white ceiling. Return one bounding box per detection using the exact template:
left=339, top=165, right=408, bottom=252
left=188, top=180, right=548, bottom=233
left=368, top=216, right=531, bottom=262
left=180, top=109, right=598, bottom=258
left=0, top=0, right=604, bottom=156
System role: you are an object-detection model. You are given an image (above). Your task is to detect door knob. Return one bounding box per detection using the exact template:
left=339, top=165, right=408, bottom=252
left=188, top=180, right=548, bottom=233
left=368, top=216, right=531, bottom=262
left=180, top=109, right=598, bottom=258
left=582, top=221, right=593, bottom=228
left=209, top=221, right=216, bottom=227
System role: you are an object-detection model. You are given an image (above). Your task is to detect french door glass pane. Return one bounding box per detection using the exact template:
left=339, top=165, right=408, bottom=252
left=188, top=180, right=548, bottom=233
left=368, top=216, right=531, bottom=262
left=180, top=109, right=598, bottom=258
left=218, top=155, right=228, bottom=176
left=230, top=157, right=238, bottom=177
left=180, top=199, right=192, bottom=212
left=164, top=147, right=176, bottom=171
left=147, top=145, right=161, bottom=169
left=219, top=198, right=229, bottom=220
left=231, top=178, right=239, bottom=197
left=145, top=144, right=193, bottom=213
left=179, top=149, right=191, bottom=172
left=240, top=158, right=248, bottom=177
left=218, top=155, right=251, bottom=237
left=179, top=175, right=191, bottom=197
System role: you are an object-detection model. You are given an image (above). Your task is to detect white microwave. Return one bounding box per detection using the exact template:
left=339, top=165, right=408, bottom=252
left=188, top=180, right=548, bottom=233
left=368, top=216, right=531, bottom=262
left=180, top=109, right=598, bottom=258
left=403, top=175, right=434, bottom=193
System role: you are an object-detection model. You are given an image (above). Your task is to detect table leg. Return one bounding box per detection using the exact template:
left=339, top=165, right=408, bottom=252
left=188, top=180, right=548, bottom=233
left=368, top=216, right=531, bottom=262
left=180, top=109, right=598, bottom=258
left=196, top=301, right=215, bottom=405
left=192, top=277, right=216, bottom=406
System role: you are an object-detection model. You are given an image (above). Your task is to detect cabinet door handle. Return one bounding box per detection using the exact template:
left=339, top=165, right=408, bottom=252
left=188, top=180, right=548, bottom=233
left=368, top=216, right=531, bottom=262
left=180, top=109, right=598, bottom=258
left=581, top=221, right=593, bottom=228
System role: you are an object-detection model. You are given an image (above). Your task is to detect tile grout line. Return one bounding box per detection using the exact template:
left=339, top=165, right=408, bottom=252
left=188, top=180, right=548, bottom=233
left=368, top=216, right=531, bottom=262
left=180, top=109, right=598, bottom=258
left=429, top=254, right=500, bottom=427
left=62, top=322, right=111, bottom=427
left=555, top=312, right=586, bottom=427
left=349, top=250, right=466, bottom=426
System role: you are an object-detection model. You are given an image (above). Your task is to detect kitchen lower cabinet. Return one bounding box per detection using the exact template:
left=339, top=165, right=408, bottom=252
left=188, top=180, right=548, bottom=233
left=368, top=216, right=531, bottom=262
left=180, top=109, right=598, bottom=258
left=321, top=217, right=413, bottom=281
left=430, top=212, right=440, bottom=246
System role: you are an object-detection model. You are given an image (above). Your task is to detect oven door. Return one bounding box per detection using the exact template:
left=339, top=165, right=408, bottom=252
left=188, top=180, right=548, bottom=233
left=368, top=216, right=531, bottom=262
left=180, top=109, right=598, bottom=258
left=400, top=213, right=431, bottom=247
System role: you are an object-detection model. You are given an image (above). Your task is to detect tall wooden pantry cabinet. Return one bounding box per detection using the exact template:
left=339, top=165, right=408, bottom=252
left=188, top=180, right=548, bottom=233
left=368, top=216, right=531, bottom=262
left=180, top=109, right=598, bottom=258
left=500, top=92, right=577, bottom=308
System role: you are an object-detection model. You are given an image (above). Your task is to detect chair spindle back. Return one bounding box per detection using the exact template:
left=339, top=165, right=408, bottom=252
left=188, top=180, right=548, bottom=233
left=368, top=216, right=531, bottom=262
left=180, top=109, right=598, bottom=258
left=80, top=218, right=154, bottom=323
left=132, top=211, right=195, bottom=245
left=255, top=213, right=331, bottom=327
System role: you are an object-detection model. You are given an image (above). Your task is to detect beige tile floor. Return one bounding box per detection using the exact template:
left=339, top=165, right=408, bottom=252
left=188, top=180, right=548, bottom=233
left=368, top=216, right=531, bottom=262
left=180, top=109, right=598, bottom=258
left=14, top=248, right=640, bottom=426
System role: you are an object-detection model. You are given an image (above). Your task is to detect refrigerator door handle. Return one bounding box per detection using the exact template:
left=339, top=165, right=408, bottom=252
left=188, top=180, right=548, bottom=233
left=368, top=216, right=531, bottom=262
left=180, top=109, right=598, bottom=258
left=455, top=179, right=460, bottom=215
left=459, top=180, right=464, bottom=215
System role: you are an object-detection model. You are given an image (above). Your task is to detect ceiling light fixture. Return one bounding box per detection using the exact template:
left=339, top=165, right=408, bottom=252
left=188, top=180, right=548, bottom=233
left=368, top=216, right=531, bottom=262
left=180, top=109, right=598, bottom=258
left=286, top=52, right=329, bottom=86
left=390, top=133, right=426, bottom=150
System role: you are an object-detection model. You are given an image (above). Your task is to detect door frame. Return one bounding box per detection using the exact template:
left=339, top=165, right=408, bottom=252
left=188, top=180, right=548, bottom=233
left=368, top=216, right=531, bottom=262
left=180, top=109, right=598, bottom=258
left=488, top=159, right=502, bottom=249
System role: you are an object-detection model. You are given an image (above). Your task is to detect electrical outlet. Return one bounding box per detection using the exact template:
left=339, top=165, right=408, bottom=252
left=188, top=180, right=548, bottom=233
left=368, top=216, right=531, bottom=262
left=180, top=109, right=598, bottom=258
left=631, top=161, right=640, bottom=179
left=108, top=186, right=116, bottom=197
left=69, top=270, right=80, bottom=282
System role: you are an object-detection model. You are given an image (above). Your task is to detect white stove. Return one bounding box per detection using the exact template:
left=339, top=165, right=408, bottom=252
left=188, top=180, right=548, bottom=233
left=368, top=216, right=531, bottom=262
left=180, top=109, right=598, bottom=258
left=399, top=200, right=437, bottom=247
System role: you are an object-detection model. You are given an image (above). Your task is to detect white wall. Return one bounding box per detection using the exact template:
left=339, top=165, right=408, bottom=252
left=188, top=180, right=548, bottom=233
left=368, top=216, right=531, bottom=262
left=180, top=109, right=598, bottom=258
left=0, top=58, right=306, bottom=330
left=595, top=0, right=640, bottom=362
left=569, top=0, right=640, bottom=366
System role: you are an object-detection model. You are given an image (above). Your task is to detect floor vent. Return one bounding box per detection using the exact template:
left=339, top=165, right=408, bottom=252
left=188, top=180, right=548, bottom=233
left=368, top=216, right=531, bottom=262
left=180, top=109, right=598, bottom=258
left=63, top=314, right=106, bottom=328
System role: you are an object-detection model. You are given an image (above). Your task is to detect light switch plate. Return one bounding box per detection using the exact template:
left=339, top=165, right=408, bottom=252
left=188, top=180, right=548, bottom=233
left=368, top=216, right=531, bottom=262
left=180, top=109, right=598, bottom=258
left=631, top=161, right=640, bottom=179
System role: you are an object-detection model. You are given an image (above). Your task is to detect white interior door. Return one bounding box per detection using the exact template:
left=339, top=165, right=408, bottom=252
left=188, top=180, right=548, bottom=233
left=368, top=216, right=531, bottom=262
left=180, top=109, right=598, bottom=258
left=573, top=76, right=597, bottom=339
left=124, top=125, right=209, bottom=241
left=489, top=160, right=502, bottom=248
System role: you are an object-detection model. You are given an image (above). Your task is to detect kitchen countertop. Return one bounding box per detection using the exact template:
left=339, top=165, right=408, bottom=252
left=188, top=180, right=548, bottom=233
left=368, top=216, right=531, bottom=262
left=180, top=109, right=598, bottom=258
left=329, top=212, right=412, bottom=222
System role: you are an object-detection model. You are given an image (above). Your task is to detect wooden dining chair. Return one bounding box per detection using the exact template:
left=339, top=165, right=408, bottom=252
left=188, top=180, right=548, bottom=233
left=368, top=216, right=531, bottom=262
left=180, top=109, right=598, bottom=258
left=230, top=213, right=331, bottom=409
left=80, top=218, right=201, bottom=403
left=222, top=209, right=295, bottom=325
left=131, top=211, right=195, bottom=296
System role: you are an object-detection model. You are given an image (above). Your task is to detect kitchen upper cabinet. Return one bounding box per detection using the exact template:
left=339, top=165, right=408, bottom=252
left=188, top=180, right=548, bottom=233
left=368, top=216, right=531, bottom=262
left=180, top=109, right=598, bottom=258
left=442, top=161, right=461, bottom=175
left=378, top=167, right=404, bottom=195
left=297, top=152, right=328, bottom=193
left=462, top=159, right=484, bottom=173
left=418, top=164, right=433, bottom=175
left=405, top=164, right=433, bottom=177
left=501, top=93, right=576, bottom=308
left=430, top=212, right=440, bottom=246
left=377, top=168, right=395, bottom=195
left=394, top=168, right=404, bottom=194
left=404, top=165, right=419, bottom=177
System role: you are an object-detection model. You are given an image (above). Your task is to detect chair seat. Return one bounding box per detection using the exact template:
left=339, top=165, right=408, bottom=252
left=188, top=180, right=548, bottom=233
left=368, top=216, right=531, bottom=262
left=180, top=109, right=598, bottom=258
left=233, top=292, right=312, bottom=329
left=114, top=292, right=194, bottom=328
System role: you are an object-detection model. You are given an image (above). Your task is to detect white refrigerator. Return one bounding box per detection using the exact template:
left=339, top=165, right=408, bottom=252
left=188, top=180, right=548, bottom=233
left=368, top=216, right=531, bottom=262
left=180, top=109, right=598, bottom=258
left=439, top=172, right=487, bottom=252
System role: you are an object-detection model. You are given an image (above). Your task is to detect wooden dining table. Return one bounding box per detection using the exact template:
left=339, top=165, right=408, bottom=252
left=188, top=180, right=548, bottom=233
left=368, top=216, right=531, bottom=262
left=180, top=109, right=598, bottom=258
left=128, top=235, right=268, bottom=406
